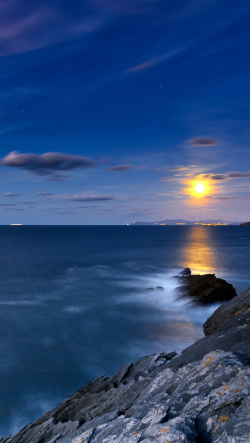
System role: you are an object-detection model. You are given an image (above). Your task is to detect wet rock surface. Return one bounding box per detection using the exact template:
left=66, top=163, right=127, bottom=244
left=1, top=287, right=250, bottom=443
left=176, top=270, right=237, bottom=304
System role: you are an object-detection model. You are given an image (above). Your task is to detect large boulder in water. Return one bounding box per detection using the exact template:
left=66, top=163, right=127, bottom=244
left=176, top=271, right=237, bottom=304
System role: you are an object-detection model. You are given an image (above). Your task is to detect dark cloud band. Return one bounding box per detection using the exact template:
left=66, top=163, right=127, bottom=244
left=1, top=151, right=98, bottom=175
left=200, top=171, right=250, bottom=181
left=189, top=137, right=217, bottom=146
left=108, top=164, right=133, bottom=172
left=71, top=194, right=114, bottom=202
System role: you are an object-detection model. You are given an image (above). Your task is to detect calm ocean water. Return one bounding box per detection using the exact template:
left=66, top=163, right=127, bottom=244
left=0, top=225, right=249, bottom=436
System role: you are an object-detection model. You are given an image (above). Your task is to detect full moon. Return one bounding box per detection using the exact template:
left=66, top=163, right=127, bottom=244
left=195, top=183, right=205, bottom=194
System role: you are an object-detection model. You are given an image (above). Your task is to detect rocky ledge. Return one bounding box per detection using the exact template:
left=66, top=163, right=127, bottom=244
left=1, top=288, right=250, bottom=443
left=175, top=268, right=237, bottom=304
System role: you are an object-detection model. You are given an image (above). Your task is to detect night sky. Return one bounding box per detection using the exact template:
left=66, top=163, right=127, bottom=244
left=0, top=0, right=250, bottom=224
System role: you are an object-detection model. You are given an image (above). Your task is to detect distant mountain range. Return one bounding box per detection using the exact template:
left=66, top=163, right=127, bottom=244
left=129, top=219, right=239, bottom=226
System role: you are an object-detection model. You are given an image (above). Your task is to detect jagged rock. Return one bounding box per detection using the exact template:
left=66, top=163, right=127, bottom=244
left=2, top=347, right=249, bottom=442
left=240, top=222, right=250, bottom=227
left=1, top=288, right=250, bottom=443
left=167, top=309, right=250, bottom=371
left=179, top=267, right=191, bottom=276
left=176, top=272, right=237, bottom=304
left=203, top=287, right=250, bottom=335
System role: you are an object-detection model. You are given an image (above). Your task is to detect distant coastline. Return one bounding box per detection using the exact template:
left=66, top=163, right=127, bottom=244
left=128, top=218, right=240, bottom=226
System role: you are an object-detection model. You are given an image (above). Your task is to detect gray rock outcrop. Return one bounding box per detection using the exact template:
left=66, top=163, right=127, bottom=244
left=1, top=287, right=250, bottom=443
left=203, top=287, right=250, bottom=335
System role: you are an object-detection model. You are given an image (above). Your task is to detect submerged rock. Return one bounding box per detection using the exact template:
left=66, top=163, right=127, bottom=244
left=176, top=271, right=237, bottom=304
left=146, top=286, right=164, bottom=290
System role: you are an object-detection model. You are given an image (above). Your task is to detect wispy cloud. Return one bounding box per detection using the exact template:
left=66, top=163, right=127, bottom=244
left=0, top=2, right=104, bottom=57
left=1, top=151, right=98, bottom=175
left=0, top=0, right=168, bottom=58
left=188, top=137, right=217, bottom=146
left=0, top=0, right=248, bottom=64
left=160, top=176, right=176, bottom=181
left=4, top=192, right=20, bottom=197
left=73, top=205, right=101, bottom=209
left=200, top=171, right=250, bottom=181
left=227, top=171, right=250, bottom=179
left=36, top=191, right=52, bottom=196
left=215, top=195, right=247, bottom=200
left=210, top=174, right=226, bottom=181
left=169, top=166, right=187, bottom=171
left=108, top=164, right=134, bottom=172
left=47, top=173, right=69, bottom=182
left=126, top=58, right=159, bottom=73
left=67, top=192, right=114, bottom=202
left=126, top=48, right=186, bottom=73
left=204, top=194, right=247, bottom=200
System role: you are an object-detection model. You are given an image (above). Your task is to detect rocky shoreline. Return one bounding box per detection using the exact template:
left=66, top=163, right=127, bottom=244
left=1, top=284, right=250, bottom=442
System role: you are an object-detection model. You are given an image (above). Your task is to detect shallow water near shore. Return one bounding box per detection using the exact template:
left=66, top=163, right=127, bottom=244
left=0, top=225, right=249, bottom=437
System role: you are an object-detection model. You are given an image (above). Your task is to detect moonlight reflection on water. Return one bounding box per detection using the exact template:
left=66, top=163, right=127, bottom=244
left=181, top=226, right=217, bottom=274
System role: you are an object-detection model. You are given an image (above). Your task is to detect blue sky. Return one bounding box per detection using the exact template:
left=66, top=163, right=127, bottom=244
left=0, top=0, right=250, bottom=224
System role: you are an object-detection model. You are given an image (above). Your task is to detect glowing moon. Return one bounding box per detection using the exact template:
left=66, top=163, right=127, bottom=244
left=195, top=183, right=205, bottom=194
left=183, top=177, right=215, bottom=203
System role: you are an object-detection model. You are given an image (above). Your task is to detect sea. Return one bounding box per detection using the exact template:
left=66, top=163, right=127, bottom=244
left=0, top=225, right=249, bottom=437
